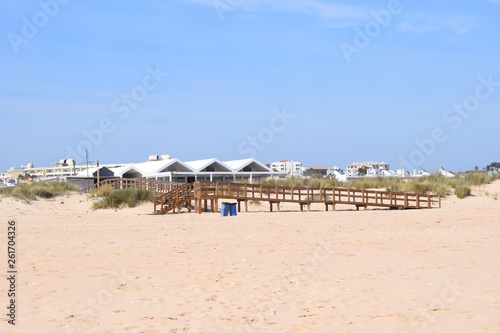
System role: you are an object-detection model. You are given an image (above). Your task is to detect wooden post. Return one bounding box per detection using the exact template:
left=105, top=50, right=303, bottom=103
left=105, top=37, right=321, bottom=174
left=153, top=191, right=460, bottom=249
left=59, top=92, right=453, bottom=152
left=176, top=188, right=180, bottom=214
left=331, top=188, right=335, bottom=210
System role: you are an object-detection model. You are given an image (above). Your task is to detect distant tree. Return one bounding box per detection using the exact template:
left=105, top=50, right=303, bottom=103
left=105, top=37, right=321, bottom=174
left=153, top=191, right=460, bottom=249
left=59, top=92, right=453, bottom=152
left=486, top=162, right=500, bottom=172
left=474, top=165, right=479, bottom=172
left=309, top=170, right=324, bottom=178
left=358, top=166, right=368, bottom=176
left=17, top=172, right=30, bottom=180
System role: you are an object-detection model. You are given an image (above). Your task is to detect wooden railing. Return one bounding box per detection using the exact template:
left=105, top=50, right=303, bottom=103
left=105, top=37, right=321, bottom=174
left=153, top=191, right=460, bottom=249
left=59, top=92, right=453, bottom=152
left=190, top=182, right=441, bottom=211
left=82, top=178, right=180, bottom=194
left=154, top=183, right=195, bottom=214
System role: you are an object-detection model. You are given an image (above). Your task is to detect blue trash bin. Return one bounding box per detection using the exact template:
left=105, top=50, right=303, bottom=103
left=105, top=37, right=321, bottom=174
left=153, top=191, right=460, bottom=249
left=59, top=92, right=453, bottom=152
left=229, top=203, right=237, bottom=216
left=220, top=202, right=230, bottom=217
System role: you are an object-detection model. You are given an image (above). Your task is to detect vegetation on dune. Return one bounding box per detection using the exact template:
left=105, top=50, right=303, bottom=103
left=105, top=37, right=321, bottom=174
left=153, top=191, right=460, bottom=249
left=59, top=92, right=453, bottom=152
left=260, top=177, right=344, bottom=188
left=259, top=172, right=500, bottom=199
left=454, top=186, right=472, bottom=199
left=0, top=181, right=79, bottom=200
left=88, top=185, right=155, bottom=209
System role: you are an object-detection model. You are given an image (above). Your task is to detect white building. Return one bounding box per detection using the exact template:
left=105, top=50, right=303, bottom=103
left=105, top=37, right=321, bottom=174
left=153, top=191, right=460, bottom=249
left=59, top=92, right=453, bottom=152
left=438, top=167, right=455, bottom=178
left=403, top=168, right=431, bottom=178
left=66, top=156, right=281, bottom=189
left=270, top=160, right=303, bottom=177
left=4, top=159, right=87, bottom=180
left=326, top=167, right=347, bottom=182
left=346, top=162, right=390, bottom=178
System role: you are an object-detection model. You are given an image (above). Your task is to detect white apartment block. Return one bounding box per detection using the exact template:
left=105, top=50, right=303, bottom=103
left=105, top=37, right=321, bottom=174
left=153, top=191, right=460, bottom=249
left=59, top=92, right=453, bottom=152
left=347, top=162, right=390, bottom=178
left=270, top=160, right=303, bottom=177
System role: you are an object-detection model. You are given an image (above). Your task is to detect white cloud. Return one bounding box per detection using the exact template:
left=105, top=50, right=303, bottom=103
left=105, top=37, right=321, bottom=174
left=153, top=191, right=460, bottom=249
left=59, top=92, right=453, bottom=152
left=397, top=20, right=437, bottom=34
left=444, top=16, right=480, bottom=34
left=188, top=0, right=370, bottom=23
left=396, top=15, right=480, bottom=35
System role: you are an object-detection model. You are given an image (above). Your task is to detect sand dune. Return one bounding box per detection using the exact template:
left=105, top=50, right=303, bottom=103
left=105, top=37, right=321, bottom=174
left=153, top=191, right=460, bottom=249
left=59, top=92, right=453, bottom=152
left=1, top=182, right=499, bottom=332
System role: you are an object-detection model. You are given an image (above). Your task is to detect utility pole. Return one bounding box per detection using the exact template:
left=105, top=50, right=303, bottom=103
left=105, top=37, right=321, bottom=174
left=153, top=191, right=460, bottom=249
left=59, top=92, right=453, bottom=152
left=86, top=149, right=90, bottom=190
left=97, top=160, right=100, bottom=188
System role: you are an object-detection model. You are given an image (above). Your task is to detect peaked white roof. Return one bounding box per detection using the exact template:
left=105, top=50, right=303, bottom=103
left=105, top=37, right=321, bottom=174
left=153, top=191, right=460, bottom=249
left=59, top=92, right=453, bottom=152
left=223, top=158, right=271, bottom=172
left=109, top=165, right=143, bottom=178
left=185, top=158, right=233, bottom=172
left=133, top=158, right=194, bottom=176
left=74, top=166, right=113, bottom=178
left=74, top=168, right=98, bottom=177
left=438, top=167, right=455, bottom=178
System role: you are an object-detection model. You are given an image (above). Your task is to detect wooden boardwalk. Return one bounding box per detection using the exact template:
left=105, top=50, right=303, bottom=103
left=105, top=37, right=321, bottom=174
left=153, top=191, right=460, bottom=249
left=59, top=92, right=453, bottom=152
left=154, top=181, right=441, bottom=214
left=82, top=179, right=441, bottom=214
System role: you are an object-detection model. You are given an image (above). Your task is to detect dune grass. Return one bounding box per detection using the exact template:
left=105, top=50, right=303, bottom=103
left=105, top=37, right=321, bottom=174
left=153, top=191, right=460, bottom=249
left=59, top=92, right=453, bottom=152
left=0, top=181, right=79, bottom=200
left=259, top=172, right=500, bottom=199
left=454, top=186, right=472, bottom=199
left=89, top=185, right=155, bottom=209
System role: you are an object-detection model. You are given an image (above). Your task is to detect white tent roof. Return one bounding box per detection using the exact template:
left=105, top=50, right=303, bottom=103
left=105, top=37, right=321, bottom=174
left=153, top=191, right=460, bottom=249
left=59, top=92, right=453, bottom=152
left=109, top=165, right=143, bottom=178
left=73, top=166, right=114, bottom=178
left=74, top=167, right=100, bottom=178
left=185, top=158, right=233, bottom=172
left=223, top=158, right=271, bottom=172
left=133, top=158, right=194, bottom=177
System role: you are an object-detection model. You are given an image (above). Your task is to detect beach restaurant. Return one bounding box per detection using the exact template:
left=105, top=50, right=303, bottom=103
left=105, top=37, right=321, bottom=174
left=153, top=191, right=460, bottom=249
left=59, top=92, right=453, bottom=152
left=67, top=157, right=279, bottom=189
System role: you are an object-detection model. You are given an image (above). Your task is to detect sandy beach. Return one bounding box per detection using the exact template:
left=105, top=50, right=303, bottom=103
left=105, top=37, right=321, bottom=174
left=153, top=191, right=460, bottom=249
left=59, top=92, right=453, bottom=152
left=1, top=181, right=500, bottom=333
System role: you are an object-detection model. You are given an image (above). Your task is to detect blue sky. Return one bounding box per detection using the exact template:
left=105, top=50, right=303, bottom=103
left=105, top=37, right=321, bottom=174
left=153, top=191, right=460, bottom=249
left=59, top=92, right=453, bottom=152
left=1, top=0, right=499, bottom=173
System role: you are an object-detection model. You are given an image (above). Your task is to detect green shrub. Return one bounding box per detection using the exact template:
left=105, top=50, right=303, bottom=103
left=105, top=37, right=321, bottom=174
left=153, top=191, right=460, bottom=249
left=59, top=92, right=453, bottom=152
left=0, top=181, right=79, bottom=200
left=260, top=177, right=343, bottom=188
left=463, top=172, right=490, bottom=186
left=405, top=181, right=432, bottom=195
left=455, top=186, right=471, bottom=199
left=88, top=185, right=115, bottom=198
left=92, top=188, right=155, bottom=209
left=429, top=183, right=450, bottom=197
